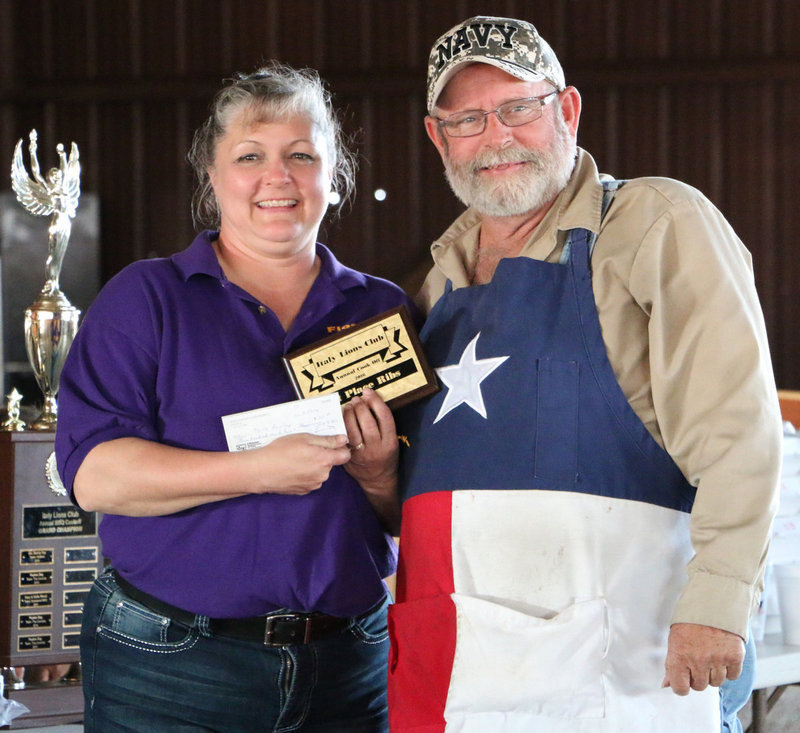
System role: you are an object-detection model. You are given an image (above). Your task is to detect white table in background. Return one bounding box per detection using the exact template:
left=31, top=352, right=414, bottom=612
left=748, top=633, right=800, bottom=732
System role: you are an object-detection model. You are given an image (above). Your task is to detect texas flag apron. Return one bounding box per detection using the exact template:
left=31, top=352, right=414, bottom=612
left=390, top=210, right=720, bottom=731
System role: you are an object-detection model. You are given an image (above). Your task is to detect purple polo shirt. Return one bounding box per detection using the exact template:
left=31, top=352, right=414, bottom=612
left=55, top=231, right=413, bottom=618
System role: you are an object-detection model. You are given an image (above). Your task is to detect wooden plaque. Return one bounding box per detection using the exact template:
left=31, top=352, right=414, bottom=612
left=284, top=306, right=438, bottom=410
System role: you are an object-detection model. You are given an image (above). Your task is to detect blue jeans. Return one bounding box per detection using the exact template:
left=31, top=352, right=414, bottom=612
left=719, top=631, right=756, bottom=733
left=81, top=569, right=390, bottom=732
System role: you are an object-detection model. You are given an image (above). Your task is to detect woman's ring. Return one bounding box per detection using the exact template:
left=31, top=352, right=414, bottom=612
left=352, top=442, right=365, bottom=451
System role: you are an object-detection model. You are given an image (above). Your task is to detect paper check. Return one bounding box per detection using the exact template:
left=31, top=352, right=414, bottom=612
left=221, top=394, right=346, bottom=452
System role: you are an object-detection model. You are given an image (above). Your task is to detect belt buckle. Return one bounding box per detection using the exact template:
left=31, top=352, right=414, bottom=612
left=263, top=612, right=309, bottom=646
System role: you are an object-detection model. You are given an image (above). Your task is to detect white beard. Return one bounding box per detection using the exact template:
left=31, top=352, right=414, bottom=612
left=443, top=114, right=576, bottom=218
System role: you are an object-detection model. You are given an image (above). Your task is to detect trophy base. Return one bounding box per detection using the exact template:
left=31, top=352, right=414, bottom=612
left=28, top=406, right=57, bottom=431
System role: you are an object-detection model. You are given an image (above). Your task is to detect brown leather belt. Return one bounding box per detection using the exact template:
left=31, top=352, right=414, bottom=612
left=113, top=570, right=350, bottom=646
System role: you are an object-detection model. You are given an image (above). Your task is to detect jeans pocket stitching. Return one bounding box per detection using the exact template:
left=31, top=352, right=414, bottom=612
left=101, top=599, right=200, bottom=653
left=97, top=624, right=201, bottom=654
left=348, top=620, right=389, bottom=644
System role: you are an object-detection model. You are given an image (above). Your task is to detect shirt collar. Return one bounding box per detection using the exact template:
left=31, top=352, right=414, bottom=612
left=171, top=230, right=368, bottom=292
left=430, top=148, right=606, bottom=271
left=547, top=147, right=605, bottom=238
left=171, top=231, right=224, bottom=281
left=315, top=241, right=368, bottom=291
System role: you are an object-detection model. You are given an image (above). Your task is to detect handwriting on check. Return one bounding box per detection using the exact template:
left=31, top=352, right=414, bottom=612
left=221, top=394, right=345, bottom=452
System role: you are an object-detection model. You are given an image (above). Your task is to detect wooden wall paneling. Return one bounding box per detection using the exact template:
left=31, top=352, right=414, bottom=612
left=601, top=88, right=622, bottom=176
left=140, top=101, right=185, bottom=258
left=77, top=103, right=101, bottom=215
left=542, top=0, right=572, bottom=59
left=139, top=0, right=182, bottom=78
left=172, top=0, right=192, bottom=75
left=719, top=82, right=779, bottom=367
left=343, top=94, right=376, bottom=275
left=130, top=101, right=148, bottom=265
left=428, top=1, right=476, bottom=25
left=693, top=87, right=725, bottom=206
left=82, top=0, right=102, bottom=78
left=413, top=129, right=465, bottom=286
left=94, top=102, right=140, bottom=275
left=315, top=98, right=364, bottom=276
left=269, top=0, right=326, bottom=69
left=226, top=0, right=280, bottom=69
left=0, top=0, right=12, bottom=89
left=35, top=101, right=61, bottom=175
left=0, top=113, right=14, bottom=193
left=555, top=0, right=617, bottom=64
left=773, top=83, right=800, bottom=388
left=668, top=84, right=724, bottom=203
left=94, top=1, right=142, bottom=80
left=318, top=213, right=355, bottom=277
left=369, top=95, right=418, bottom=285
left=643, top=87, right=672, bottom=181
left=611, top=87, right=669, bottom=179
left=0, top=0, right=13, bottom=167
left=182, top=96, right=215, bottom=239
left=47, top=1, right=95, bottom=81
left=719, top=1, right=772, bottom=57
left=371, top=0, right=421, bottom=69
left=13, top=0, right=53, bottom=83
left=752, top=84, right=779, bottom=339
left=179, top=0, right=243, bottom=76
left=651, top=86, right=671, bottom=181
left=415, top=2, right=446, bottom=56
left=670, top=0, right=723, bottom=59
left=7, top=113, right=62, bottom=187
left=776, top=0, right=800, bottom=56
left=8, top=103, right=57, bottom=176
left=456, top=1, right=528, bottom=24
left=571, top=88, right=604, bottom=169
left=316, top=87, right=363, bottom=271
left=713, top=4, right=785, bottom=382
left=720, top=84, right=776, bottom=260
left=415, top=2, right=475, bottom=57
left=42, top=102, right=101, bottom=232
left=174, top=99, right=198, bottom=253
left=48, top=101, right=95, bottom=159
left=321, top=0, right=369, bottom=71
left=403, top=94, right=427, bottom=282
left=1, top=0, right=799, bottom=385
left=414, top=2, right=566, bottom=57
left=617, top=0, right=671, bottom=61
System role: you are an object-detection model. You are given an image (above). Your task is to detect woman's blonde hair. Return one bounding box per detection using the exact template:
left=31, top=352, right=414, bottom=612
left=187, top=61, right=357, bottom=230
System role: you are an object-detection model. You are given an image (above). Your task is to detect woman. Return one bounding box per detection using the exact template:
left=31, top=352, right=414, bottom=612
left=55, top=62, right=408, bottom=732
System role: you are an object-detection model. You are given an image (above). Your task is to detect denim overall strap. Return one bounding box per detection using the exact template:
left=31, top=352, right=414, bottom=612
left=559, top=178, right=625, bottom=265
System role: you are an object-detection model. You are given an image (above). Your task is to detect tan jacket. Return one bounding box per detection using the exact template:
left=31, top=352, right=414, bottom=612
left=416, top=148, right=781, bottom=638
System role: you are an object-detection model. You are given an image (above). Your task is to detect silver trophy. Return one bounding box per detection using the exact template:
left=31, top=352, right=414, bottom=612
left=11, top=130, right=82, bottom=430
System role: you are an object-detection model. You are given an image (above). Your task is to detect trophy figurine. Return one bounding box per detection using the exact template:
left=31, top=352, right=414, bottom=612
left=1, top=388, right=26, bottom=431
left=11, top=130, right=82, bottom=430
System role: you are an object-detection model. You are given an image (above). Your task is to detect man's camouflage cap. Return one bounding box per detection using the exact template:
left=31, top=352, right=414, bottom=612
left=427, top=16, right=565, bottom=114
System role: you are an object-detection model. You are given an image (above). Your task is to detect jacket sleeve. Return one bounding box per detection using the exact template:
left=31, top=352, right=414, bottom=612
left=629, top=191, right=782, bottom=639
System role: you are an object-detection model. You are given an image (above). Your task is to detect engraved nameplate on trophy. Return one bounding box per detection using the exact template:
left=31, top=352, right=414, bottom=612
left=0, top=432, right=103, bottom=667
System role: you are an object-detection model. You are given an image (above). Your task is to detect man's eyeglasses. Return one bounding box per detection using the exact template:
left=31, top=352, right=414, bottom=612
left=434, top=91, right=560, bottom=138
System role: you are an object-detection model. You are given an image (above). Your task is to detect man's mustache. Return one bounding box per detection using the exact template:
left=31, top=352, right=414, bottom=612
left=469, top=146, right=544, bottom=174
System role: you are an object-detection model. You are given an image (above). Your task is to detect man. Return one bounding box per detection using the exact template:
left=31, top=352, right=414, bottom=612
left=388, top=15, right=781, bottom=732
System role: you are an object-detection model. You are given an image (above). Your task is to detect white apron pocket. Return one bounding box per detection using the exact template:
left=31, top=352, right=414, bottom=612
left=445, top=595, right=608, bottom=720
